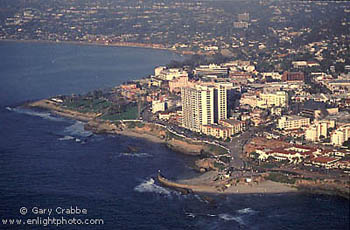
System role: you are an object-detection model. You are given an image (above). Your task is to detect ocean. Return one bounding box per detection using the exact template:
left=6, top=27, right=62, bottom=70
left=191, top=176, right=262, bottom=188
left=0, top=41, right=349, bottom=230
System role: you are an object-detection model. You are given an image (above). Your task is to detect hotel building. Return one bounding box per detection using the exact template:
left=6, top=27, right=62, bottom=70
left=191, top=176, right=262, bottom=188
left=181, top=84, right=227, bottom=132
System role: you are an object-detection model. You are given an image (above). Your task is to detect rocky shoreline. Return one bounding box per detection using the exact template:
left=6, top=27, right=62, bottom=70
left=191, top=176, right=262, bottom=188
left=24, top=99, right=350, bottom=199
left=24, top=99, right=212, bottom=156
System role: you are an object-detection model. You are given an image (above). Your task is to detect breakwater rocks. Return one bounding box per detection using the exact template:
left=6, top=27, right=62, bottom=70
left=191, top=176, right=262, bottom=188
left=157, top=172, right=193, bottom=195
left=157, top=172, right=216, bottom=204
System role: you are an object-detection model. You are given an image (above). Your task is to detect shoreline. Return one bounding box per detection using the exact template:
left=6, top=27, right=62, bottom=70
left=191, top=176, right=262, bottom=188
left=23, top=99, right=349, bottom=199
left=0, top=38, right=191, bottom=55
left=23, top=99, right=298, bottom=195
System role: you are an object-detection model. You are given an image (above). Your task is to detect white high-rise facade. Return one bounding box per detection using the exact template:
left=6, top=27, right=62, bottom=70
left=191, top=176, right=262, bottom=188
left=215, top=84, right=227, bottom=123
left=181, top=84, right=227, bottom=132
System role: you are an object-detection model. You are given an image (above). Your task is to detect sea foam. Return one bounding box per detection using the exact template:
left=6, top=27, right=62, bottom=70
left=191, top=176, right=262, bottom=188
left=134, top=178, right=171, bottom=196
left=218, top=213, right=245, bottom=225
left=58, top=135, right=75, bottom=141
left=185, top=212, right=196, bottom=218
left=64, top=121, right=92, bottom=137
left=6, top=107, right=63, bottom=121
left=237, top=207, right=257, bottom=215
left=118, top=152, right=152, bottom=158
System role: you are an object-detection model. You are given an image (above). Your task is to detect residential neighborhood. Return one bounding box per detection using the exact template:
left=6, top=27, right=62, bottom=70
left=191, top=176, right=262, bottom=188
left=2, top=0, right=349, bottom=196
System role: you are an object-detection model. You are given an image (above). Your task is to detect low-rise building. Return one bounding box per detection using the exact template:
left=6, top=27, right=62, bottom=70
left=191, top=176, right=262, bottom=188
left=326, top=80, right=350, bottom=93
left=152, top=100, right=167, bottom=113
left=261, top=72, right=282, bottom=80
left=201, top=124, right=232, bottom=139
left=240, top=93, right=258, bottom=108
left=158, top=112, right=173, bottom=120
left=259, top=91, right=289, bottom=108
left=282, top=71, right=304, bottom=82
left=249, top=109, right=268, bottom=126
left=201, top=119, right=245, bottom=139
left=194, top=64, right=229, bottom=77
left=305, top=120, right=335, bottom=142
left=219, top=119, right=246, bottom=134
left=278, top=115, right=310, bottom=130
left=156, top=67, right=188, bottom=81
left=256, top=145, right=315, bottom=162
left=310, top=156, right=341, bottom=169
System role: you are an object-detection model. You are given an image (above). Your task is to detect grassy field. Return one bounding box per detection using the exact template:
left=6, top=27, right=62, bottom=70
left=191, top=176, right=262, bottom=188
left=100, top=105, right=138, bottom=121
left=63, top=97, right=138, bottom=121
left=63, top=98, right=112, bottom=113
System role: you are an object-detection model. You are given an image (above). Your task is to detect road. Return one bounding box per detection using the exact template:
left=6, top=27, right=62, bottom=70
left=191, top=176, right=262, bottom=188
left=141, top=106, right=262, bottom=170
left=223, top=127, right=259, bottom=169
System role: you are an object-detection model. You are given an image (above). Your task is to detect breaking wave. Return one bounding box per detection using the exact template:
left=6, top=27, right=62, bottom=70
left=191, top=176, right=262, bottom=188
left=6, top=107, right=63, bottom=121
left=207, top=214, right=217, bottom=217
left=185, top=212, right=196, bottom=218
left=216, top=208, right=257, bottom=225
left=64, top=121, right=92, bottom=137
left=118, top=152, right=152, bottom=158
left=218, top=214, right=245, bottom=225
left=134, top=178, right=171, bottom=195
left=237, top=208, right=257, bottom=215
left=58, top=135, right=75, bottom=141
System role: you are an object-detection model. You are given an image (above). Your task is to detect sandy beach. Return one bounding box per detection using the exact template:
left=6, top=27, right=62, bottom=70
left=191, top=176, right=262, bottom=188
left=177, top=171, right=298, bottom=195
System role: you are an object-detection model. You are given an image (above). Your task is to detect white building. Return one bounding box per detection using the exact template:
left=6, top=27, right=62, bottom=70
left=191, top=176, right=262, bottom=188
left=261, top=72, right=282, bottom=80
left=331, top=124, right=350, bottom=146
left=154, top=66, right=166, bottom=76
left=240, top=93, right=258, bottom=108
left=155, top=67, right=188, bottom=81
left=152, top=100, right=167, bottom=113
left=181, top=84, right=227, bottom=132
left=240, top=91, right=288, bottom=109
left=305, top=125, right=318, bottom=142
left=278, top=115, right=310, bottom=130
left=259, top=91, right=289, bottom=108
left=194, top=64, right=228, bottom=76
left=305, top=120, right=335, bottom=142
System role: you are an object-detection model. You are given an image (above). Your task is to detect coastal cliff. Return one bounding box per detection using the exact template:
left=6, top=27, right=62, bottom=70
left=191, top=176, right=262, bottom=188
left=295, top=179, right=350, bottom=199
left=24, top=99, right=350, bottom=199
left=25, top=99, right=224, bottom=157
left=86, top=119, right=224, bottom=156
left=26, top=99, right=97, bottom=121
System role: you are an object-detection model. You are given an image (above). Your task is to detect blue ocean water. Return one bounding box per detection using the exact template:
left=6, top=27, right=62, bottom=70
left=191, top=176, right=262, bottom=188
left=0, top=42, right=349, bottom=230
